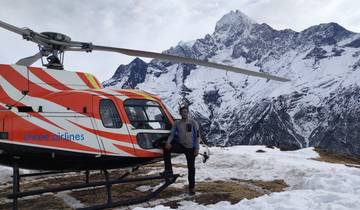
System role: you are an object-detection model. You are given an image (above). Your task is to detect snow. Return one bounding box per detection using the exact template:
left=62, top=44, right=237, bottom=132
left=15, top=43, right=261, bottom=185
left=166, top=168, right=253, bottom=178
left=133, top=146, right=360, bottom=210
left=102, top=9, right=360, bottom=152
left=1, top=146, right=359, bottom=209
left=0, top=166, right=12, bottom=183
left=214, top=10, right=255, bottom=32
left=104, top=13, right=360, bottom=147
left=55, top=192, right=85, bottom=209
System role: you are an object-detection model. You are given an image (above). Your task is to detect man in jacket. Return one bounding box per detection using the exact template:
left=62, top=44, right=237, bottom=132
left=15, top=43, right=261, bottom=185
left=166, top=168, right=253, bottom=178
left=162, top=103, right=200, bottom=195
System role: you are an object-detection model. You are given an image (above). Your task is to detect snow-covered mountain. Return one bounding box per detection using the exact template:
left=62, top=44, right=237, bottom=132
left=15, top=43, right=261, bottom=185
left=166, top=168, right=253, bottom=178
left=103, top=10, right=360, bottom=156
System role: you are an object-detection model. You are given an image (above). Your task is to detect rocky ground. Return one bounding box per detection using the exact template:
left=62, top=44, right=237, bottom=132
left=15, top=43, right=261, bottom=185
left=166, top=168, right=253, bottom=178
left=0, top=163, right=287, bottom=210
left=1, top=146, right=360, bottom=210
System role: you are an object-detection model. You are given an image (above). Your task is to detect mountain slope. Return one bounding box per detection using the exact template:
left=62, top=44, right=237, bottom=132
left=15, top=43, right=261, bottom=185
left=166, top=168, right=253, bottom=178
left=103, top=10, right=360, bottom=156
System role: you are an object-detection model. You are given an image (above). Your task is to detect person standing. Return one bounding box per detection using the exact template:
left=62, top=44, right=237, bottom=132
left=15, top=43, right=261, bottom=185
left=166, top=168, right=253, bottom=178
left=162, top=103, right=200, bottom=195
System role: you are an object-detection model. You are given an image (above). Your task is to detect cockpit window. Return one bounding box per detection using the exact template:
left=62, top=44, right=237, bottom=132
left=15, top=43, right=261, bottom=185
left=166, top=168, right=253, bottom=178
left=162, top=100, right=181, bottom=120
left=124, top=99, right=171, bottom=130
left=99, top=99, right=122, bottom=128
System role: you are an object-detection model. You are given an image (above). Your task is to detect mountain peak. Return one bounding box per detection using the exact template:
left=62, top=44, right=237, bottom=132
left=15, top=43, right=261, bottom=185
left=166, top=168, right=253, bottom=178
left=131, top=57, right=146, bottom=65
left=214, top=10, right=256, bottom=47
left=215, top=10, right=255, bottom=33
left=102, top=57, right=148, bottom=88
left=301, top=22, right=353, bottom=45
left=303, top=22, right=350, bottom=34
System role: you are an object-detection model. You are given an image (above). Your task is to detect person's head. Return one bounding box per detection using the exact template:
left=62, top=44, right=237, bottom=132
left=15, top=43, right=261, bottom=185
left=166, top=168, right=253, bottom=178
left=179, top=106, right=189, bottom=120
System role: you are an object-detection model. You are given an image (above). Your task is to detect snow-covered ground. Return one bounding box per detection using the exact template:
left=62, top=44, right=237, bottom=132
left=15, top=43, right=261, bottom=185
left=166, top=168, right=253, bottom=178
left=0, top=166, right=12, bottom=184
left=1, top=146, right=359, bottom=209
left=135, top=146, right=360, bottom=210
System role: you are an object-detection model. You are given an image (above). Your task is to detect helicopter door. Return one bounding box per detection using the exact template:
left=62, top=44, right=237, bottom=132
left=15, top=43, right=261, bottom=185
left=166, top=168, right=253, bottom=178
left=123, top=99, right=172, bottom=154
left=92, top=97, right=135, bottom=156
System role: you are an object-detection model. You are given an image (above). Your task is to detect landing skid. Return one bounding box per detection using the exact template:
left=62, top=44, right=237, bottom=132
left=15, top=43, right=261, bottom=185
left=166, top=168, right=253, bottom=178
left=8, top=164, right=179, bottom=210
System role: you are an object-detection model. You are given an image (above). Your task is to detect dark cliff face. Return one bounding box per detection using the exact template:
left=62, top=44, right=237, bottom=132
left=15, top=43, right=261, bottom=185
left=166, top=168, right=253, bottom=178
left=103, top=57, right=148, bottom=88
left=309, top=86, right=360, bottom=155
left=300, top=23, right=353, bottom=46
left=103, top=10, right=360, bottom=156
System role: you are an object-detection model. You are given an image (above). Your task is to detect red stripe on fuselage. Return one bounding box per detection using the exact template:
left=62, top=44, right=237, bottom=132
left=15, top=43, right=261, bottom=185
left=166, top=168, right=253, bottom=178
left=0, top=66, right=103, bottom=119
left=113, top=90, right=145, bottom=98
left=0, top=85, right=64, bottom=130
left=76, top=72, right=95, bottom=89
left=28, top=67, right=72, bottom=91
left=93, top=77, right=103, bottom=88
left=4, top=111, right=102, bottom=153
left=68, top=120, right=133, bottom=144
left=112, top=144, right=161, bottom=157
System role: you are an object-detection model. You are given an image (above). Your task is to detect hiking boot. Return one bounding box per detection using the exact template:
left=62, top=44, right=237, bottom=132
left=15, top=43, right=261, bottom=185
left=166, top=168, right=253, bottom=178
left=188, top=188, right=195, bottom=196
left=160, top=170, right=173, bottom=177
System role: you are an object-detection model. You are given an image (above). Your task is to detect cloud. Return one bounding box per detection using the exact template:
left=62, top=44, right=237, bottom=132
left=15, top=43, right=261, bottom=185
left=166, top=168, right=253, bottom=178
left=0, top=0, right=359, bottom=81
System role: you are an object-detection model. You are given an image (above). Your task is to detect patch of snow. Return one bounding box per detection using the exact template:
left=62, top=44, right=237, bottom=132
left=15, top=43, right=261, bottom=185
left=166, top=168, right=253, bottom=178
left=55, top=192, right=85, bottom=209
left=136, top=185, right=153, bottom=192
left=0, top=166, right=12, bottom=183
left=133, top=146, right=360, bottom=210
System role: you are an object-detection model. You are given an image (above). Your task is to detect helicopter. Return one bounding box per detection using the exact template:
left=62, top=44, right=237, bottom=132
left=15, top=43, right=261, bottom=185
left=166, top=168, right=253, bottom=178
left=0, top=20, right=290, bottom=210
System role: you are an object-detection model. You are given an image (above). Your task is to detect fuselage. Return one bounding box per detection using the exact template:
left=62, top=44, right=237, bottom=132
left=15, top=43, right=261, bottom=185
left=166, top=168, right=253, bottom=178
left=0, top=64, right=174, bottom=170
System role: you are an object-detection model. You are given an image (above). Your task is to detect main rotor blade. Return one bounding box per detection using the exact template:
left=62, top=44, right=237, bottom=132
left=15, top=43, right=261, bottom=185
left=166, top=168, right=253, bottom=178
left=0, top=19, right=290, bottom=82
left=90, top=45, right=290, bottom=82
left=0, top=20, right=52, bottom=48
left=0, top=20, right=29, bottom=36
left=16, top=52, right=43, bottom=66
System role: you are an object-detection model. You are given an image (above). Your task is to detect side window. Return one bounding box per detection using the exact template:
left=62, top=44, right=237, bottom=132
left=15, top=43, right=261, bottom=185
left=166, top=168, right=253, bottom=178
left=99, top=99, right=122, bottom=128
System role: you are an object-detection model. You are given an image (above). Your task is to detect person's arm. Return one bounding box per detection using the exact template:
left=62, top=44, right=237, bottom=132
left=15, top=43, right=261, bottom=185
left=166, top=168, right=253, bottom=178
left=195, top=122, right=200, bottom=149
left=193, top=121, right=200, bottom=156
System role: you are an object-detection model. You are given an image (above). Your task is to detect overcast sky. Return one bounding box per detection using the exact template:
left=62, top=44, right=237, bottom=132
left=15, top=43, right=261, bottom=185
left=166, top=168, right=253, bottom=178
left=0, top=0, right=359, bottom=81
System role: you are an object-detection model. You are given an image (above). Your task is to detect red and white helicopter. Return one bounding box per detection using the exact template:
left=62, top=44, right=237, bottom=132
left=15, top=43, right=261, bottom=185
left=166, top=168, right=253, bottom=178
left=0, top=20, right=289, bottom=209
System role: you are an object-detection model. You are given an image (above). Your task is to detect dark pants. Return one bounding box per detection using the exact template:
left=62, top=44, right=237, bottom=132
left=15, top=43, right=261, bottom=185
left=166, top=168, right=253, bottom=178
left=163, top=142, right=196, bottom=189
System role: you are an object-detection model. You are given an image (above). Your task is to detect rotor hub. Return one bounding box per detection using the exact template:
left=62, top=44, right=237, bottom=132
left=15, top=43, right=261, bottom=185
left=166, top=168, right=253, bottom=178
left=40, top=32, right=71, bottom=42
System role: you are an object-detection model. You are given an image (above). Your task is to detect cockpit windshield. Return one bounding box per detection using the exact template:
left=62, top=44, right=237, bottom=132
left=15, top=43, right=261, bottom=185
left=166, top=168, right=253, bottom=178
left=162, top=100, right=181, bottom=120
left=124, top=99, right=172, bottom=130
